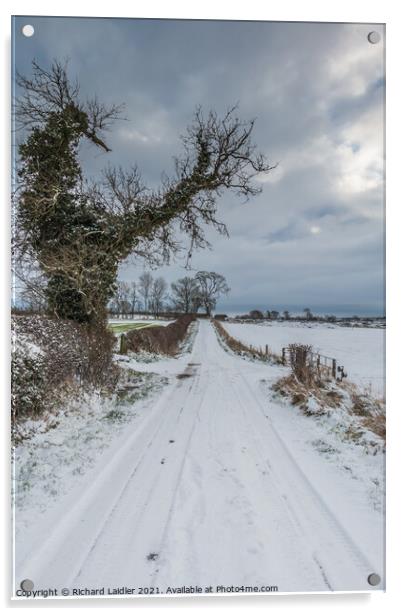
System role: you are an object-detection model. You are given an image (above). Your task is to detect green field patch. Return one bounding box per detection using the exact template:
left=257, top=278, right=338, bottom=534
left=108, top=322, right=160, bottom=334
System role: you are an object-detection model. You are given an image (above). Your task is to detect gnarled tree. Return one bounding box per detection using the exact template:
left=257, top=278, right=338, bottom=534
left=14, top=60, right=275, bottom=328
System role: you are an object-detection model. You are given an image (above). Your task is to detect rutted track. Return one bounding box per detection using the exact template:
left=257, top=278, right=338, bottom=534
left=15, top=320, right=381, bottom=594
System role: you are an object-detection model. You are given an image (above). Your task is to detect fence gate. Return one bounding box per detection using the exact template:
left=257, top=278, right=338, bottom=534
left=281, top=346, right=346, bottom=381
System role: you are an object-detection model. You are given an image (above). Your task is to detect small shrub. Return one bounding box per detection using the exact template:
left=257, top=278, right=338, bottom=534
left=287, top=343, right=314, bottom=384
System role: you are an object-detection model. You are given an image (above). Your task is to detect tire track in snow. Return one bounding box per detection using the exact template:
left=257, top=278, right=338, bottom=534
left=71, top=368, right=207, bottom=588
left=17, top=359, right=202, bottom=589
left=148, top=375, right=210, bottom=586
left=228, top=364, right=378, bottom=590
left=224, top=371, right=329, bottom=590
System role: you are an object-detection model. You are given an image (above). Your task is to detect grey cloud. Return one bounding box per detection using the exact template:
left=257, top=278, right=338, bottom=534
left=12, top=16, right=385, bottom=314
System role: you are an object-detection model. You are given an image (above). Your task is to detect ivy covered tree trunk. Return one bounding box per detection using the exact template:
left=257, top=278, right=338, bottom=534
left=18, top=106, right=114, bottom=324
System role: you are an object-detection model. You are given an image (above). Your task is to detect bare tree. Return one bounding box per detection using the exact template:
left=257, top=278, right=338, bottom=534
left=149, top=277, right=168, bottom=317
left=15, top=59, right=124, bottom=147
left=138, top=272, right=153, bottom=313
left=128, top=282, right=138, bottom=318
left=19, top=273, right=48, bottom=313
left=112, top=281, right=130, bottom=317
left=170, top=276, right=201, bottom=313
left=195, top=271, right=230, bottom=316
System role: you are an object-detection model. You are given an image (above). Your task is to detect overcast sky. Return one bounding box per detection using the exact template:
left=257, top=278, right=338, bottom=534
left=13, top=17, right=385, bottom=315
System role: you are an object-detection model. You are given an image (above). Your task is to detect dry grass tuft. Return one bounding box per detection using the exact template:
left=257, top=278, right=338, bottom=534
left=362, top=413, right=386, bottom=440
left=341, top=383, right=386, bottom=441
left=272, top=373, right=338, bottom=416
left=272, top=372, right=386, bottom=443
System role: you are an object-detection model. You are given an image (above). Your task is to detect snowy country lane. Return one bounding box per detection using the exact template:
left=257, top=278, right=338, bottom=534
left=15, top=320, right=382, bottom=595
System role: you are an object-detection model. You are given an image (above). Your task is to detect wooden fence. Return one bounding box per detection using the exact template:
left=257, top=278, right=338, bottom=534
left=281, top=346, right=347, bottom=381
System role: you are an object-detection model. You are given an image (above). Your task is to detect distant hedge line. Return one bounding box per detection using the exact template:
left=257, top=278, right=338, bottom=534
left=125, top=315, right=195, bottom=355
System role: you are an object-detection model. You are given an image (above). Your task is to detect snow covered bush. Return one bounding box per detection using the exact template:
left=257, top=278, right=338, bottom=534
left=11, top=335, right=47, bottom=419
left=11, top=315, right=116, bottom=425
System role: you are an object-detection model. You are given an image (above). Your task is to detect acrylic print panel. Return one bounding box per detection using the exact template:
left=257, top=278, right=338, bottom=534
left=11, top=16, right=385, bottom=599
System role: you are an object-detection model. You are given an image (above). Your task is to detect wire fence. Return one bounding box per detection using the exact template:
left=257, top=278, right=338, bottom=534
left=281, top=345, right=347, bottom=382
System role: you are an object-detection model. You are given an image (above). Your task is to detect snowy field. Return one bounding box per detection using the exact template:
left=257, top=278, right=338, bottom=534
left=224, top=321, right=385, bottom=398
left=108, top=317, right=172, bottom=327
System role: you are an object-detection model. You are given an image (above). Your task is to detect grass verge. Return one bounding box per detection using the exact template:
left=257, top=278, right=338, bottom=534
left=212, top=319, right=282, bottom=364
left=272, top=372, right=385, bottom=444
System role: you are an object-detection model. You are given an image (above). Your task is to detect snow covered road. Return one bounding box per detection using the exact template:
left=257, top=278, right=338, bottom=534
left=15, top=320, right=383, bottom=595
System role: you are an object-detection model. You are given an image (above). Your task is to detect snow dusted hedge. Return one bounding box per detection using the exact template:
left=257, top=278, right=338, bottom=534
left=11, top=315, right=115, bottom=422
left=125, top=315, right=195, bottom=355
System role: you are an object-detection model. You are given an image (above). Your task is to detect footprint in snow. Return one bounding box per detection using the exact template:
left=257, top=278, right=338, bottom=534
left=147, top=552, right=159, bottom=561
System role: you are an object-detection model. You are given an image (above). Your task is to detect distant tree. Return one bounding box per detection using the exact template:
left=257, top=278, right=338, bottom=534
left=265, top=310, right=272, bottom=319
left=111, top=281, right=131, bottom=316
left=195, top=271, right=230, bottom=316
left=18, top=268, right=48, bottom=313
left=283, top=310, right=290, bottom=320
left=303, top=307, right=313, bottom=321
left=149, top=277, right=168, bottom=316
left=138, top=272, right=153, bottom=313
left=249, top=309, right=264, bottom=319
left=170, top=276, right=201, bottom=313
left=128, top=282, right=138, bottom=317
left=325, top=314, right=337, bottom=323
left=270, top=310, right=279, bottom=319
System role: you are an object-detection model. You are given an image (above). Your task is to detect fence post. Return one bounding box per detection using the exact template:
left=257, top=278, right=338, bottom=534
left=282, top=347, right=286, bottom=364
left=120, top=333, right=128, bottom=355
left=332, top=358, right=336, bottom=378
left=265, top=344, right=269, bottom=358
